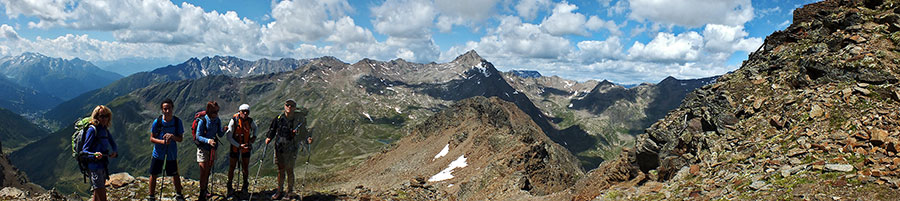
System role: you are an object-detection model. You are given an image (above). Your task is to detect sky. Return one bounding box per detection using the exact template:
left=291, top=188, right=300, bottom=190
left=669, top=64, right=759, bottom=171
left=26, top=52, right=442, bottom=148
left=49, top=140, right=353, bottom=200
left=0, top=0, right=821, bottom=84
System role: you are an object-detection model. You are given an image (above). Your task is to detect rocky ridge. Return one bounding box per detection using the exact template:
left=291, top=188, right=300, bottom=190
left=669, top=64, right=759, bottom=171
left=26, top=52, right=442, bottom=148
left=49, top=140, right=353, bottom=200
left=573, top=0, right=900, bottom=200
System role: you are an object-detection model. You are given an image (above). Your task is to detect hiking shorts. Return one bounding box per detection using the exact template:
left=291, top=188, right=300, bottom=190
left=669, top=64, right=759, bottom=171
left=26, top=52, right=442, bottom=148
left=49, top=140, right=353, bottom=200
left=196, top=148, right=213, bottom=163
left=149, top=158, right=178, bottom=176
left=274, top=149, right=297, bottom=168
left=89, top=168, right=108, bottom=191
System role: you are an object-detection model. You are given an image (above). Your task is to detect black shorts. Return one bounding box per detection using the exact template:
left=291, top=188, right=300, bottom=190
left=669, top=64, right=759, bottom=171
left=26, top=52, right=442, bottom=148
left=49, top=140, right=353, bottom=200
left=229, top=151, right=251, bottom=159
left=149, top=158, right=178, bottom=176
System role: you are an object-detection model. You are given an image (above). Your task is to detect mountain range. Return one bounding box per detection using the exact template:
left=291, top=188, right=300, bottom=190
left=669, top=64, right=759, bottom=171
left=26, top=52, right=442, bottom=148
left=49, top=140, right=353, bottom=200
left=0, top=52, right=122, bottom=101
left=7, top=50, right=714, bottom=196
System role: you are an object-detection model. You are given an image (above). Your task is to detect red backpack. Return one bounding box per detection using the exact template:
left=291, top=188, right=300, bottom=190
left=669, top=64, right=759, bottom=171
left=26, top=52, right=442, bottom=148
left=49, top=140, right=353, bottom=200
left=190, top=110, right=207, bottom=146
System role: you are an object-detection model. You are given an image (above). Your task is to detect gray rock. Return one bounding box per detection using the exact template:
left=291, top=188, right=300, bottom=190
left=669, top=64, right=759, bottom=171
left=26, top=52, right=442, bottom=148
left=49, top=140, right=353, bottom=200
left=810, top=105, right=825, bottom=119
left=854, top=86, right=872, bottom=96
left=749, top=181, right=767, bottom=190
left=0, top=187, right=25, bottom=199
left=825, top=164, right=854, bottom=172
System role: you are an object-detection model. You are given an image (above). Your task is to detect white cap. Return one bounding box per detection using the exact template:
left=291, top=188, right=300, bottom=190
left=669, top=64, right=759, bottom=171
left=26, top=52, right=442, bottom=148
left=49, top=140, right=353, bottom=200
left=239, top=104, right=250, bottom=111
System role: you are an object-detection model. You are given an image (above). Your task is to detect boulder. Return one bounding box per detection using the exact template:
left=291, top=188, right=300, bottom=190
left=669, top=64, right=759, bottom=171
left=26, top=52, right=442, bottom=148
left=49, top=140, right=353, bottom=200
left=0, top=187, right=25, bottom=199
left=107, top=172, right=135, bottom=188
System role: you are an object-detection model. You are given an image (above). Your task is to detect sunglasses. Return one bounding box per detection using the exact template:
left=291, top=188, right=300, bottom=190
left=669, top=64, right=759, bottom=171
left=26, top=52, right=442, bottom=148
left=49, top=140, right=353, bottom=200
left=240, top=110, right=250, bottom=113
left=284, top=104, right=296, bottom=107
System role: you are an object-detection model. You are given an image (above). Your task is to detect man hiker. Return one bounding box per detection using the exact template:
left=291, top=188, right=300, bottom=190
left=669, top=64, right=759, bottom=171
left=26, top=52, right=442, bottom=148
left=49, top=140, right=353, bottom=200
left=81, top=105, right=118, bottom=201
left=225, top=103, right=257, bottom=195
left=265, top=99, right=312, bottom=200
left=196, top=101, right=224, bottom=201
left=148, top=99, right=186, bottom=201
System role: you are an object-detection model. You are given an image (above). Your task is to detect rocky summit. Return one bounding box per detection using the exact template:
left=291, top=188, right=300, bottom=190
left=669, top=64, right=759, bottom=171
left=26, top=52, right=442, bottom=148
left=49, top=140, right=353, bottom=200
left=573, top=0, right=900, bottom=200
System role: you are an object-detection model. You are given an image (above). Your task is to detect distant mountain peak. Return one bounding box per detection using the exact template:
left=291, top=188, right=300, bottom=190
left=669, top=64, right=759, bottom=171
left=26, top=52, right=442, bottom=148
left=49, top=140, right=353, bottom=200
left=452, top=50, right=484, bottom=64
left=509, top=70, right=542, bottom=78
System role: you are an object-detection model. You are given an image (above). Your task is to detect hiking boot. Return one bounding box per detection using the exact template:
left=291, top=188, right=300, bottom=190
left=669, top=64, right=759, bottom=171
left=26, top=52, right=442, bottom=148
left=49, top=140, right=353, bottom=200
left=145, top=195, right=156, bottom=201
left=174, top=193, right=186, bottom=201
left=226, top=187, right=234, bottom=196
left=241, top=182, right=249, bottom=193
left=271, top=191, right=283, bottom=200
left=198, top=190, right=208, bottom=201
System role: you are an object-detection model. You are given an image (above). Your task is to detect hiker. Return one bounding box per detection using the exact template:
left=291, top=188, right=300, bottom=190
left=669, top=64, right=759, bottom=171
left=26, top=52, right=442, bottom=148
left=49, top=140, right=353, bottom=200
left=148, top=99, right=186, bottom=201
left=196, top=101, right=224, bottom=201
left=225, top=103, right=257, bottom=195
left=81, top=105, right=118, bottom=201
left=265, top=99, right=312, bottom=200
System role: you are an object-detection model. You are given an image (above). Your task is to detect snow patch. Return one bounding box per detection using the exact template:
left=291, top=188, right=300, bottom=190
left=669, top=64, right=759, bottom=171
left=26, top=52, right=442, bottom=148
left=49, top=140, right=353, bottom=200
left=394, top=107, right=402, bottom=114
left=433, top=144, right=449, bottom=161
left=568, top=103, right=573, bottom=108
left=428, top=155, right=468, bottom=182
left=471, top=62, right=491, bottom=77
left=362, top=112, right=373, bottom=122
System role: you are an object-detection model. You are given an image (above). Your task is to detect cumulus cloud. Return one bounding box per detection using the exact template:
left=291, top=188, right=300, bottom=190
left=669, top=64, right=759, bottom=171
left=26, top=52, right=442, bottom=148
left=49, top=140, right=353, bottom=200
left=514, top=0, right=551, bottom=20
left=263, top=0, right=357, bottom=43
left=702, top=24, right=762, bottom=53
left=540, top=1, right=589, bottom=36
left=0, top=24, right=21, bottom=41
left=627, top=31, right=703, bottom=62
left=628, top=0, right=754, bottom=27
left=434, top=0, right=499, bottom=32
left=572, top=36, right=624, bottom=62
left=1, top=0, right=70, bottom=25
left=488, top=16, right=571, bottom=59
left=586, top=16, right=622, bottom=35
left=371, top=0, right=436, bottom=39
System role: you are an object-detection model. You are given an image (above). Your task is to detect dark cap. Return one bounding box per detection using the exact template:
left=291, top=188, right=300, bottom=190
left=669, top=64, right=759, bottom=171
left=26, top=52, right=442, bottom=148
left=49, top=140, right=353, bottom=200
left=285, top=99, right=296, bottom=106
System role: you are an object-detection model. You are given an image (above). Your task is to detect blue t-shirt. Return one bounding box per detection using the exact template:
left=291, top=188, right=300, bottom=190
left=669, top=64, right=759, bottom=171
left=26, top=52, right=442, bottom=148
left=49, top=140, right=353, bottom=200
left=150, top=116, right=183, bottom=160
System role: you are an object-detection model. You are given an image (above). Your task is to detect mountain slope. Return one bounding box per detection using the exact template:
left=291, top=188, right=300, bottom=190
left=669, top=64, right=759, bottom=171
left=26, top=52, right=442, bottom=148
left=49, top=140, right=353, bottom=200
left=574, top=0, right=900, bottom=199
left=0, top=76, right=62, bottom=114
left=0, top=52, right=122, bottom=100
left=329, top=96, right=583, bottom=200
left=0, top=108, right=51, bottom=153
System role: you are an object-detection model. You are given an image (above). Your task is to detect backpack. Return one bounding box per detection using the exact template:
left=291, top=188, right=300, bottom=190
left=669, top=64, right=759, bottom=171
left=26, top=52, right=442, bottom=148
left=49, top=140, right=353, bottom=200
left=70, top=116, right=94, bottom=183
left=190, top=111, right=207, bottom=146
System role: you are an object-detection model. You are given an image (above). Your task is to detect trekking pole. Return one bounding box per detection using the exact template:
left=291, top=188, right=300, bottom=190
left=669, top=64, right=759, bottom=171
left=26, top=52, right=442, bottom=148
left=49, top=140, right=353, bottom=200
left=248, top=142, right=269, bottom=201
left=159, top=139, right=167, bottom=200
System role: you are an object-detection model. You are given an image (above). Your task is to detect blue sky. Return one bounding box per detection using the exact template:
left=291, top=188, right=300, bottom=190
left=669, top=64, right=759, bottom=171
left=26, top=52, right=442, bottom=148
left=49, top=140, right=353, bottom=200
left=0, top=0, right=820, bottom=84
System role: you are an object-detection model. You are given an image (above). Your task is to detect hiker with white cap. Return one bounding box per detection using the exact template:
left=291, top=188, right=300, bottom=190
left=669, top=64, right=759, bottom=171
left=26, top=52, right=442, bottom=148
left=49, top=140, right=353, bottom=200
left=225, top=103, right=257, bottom=196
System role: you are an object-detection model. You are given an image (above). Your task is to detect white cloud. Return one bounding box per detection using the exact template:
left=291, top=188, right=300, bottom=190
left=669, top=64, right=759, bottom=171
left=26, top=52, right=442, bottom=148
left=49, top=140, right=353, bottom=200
left=586, top=16, right=622, bottom=35
left=514, top=0, right=551, bottom=20
left=326, top=16, right=376, bottom=44
left=0, top=24, right=21, bottom=41
left=628, top=0, right=754, bottom=27
left=263, top=0, right=355, bottom=43
left=540, top=1, right=589, bottom=36
left=627, top=31, right=703, bottom=62
left=490, top=16, right=571, bottom=59
left=434, top=0, right=499, bottom=32
left=1, top=0, right=70, bottom=25
left=371, top=0, right=436, bottom=39
left=573, top=36, right=624, bottom=62
left=702, top=24, right=761, bottom=53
